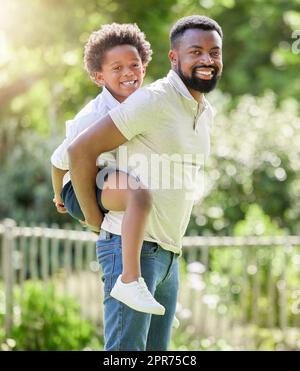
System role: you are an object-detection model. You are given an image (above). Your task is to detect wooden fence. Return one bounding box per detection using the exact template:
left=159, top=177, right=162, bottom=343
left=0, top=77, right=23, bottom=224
left=1, top=219, right=300, bottom=349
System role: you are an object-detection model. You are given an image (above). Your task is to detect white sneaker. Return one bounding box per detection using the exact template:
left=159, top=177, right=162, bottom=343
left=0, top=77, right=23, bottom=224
left=110, top=275, right=165, bottom=315
left=172, top=316, right=180, bottom=329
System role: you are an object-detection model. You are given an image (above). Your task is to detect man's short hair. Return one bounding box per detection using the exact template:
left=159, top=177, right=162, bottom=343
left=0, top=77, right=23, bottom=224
left=170, top=15, right=223, bottom=48
left=84, top=23, right=152, bottom=85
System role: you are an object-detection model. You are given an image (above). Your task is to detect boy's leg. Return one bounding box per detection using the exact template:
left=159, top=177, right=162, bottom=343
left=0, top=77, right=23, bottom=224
left=99, top=170, right=165, bottom=316
left=61, top=168, right=113, bottom=223
left=61, top=168, right=151, bottom=277
left=100, top=170, right=151, bottom=282
left=63, top=167, right=164, bottom=315
left=60, top=180, right=86, bottom=221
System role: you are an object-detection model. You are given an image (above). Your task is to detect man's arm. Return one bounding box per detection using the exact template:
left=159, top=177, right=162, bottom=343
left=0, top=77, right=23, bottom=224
left=68, top=114, right=127, bottom=229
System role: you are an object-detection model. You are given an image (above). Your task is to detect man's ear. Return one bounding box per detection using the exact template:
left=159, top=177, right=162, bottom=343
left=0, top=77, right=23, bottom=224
left=95, top=71, right=104, bottom=86
left=168, top=50, right=177, bottom=66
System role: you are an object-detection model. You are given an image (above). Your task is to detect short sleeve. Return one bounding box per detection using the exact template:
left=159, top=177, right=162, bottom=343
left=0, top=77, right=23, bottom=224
left=51, top=112, right=100, bottom=170
left=51, top=139, right=70, bottom=170
left=108, top=88, right=161, bottom=140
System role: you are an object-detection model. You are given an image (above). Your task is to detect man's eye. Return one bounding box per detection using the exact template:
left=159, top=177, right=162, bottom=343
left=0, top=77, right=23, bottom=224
left=211, top=51, right=220, bottom=57
left=113, top=66, right=121, bottom=71
left=192, top=50, right=201, bottom=55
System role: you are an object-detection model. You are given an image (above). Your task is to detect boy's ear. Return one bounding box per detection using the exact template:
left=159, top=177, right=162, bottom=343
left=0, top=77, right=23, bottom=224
left=95, top=71, right=105, bottom=86
left=142, top=65, right=146, bottom=76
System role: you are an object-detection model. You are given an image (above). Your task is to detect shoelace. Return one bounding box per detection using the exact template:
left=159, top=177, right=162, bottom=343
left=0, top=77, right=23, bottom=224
left=137, top=281, right=154, bottom=299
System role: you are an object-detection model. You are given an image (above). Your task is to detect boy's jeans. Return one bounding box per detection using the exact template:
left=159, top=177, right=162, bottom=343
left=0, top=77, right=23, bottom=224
left=96, top=232, right=179, bottom=351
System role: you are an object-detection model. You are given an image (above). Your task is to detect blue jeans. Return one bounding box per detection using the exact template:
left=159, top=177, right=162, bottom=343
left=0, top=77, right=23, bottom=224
left=96, top=233, right=179, bottom=351
left=61, top=167, right=119, bottom=221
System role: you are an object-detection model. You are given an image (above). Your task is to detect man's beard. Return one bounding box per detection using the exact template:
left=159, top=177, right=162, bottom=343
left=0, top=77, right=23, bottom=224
left=177, top=61, right=220, bottom=93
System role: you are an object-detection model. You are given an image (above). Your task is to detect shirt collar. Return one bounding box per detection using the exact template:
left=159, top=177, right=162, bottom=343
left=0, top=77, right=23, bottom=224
left=167, top=69, right=209, bottom=109
left=167, top=70, right=195, bottom=101
left=101, top=86, right=120, bottom=110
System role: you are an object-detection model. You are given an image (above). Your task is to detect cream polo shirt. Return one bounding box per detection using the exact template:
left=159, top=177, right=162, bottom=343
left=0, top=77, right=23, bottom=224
left=104, top=70, right=214, bottom=254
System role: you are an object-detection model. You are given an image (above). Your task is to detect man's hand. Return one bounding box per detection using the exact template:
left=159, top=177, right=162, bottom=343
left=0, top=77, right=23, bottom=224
left=85, top=213, right=104, bottom=234
left=53, top=195, right=67, bottom=214
left=79, top=218, right=102, bottom=234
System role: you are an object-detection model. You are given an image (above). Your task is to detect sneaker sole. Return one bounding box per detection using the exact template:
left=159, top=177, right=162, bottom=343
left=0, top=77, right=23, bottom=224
left=110, top=291, right=165, bottom=316
left=172, top=318, right=180, bottom=329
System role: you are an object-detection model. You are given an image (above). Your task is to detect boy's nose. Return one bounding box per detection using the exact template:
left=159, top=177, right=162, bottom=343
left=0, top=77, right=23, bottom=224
left=123, top=68, right=134, bottom=77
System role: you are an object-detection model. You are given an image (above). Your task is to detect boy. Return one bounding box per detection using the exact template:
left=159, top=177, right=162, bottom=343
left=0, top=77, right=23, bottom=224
left=51, top=23, right=165, bottom=315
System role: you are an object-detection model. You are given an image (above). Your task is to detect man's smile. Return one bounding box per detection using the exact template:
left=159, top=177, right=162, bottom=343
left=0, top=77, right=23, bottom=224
left=194, top=68, right=215, bottom=80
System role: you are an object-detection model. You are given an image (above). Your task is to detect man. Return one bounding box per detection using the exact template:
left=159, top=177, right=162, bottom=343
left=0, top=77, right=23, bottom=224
left=68, top=15, right=223, bottom=351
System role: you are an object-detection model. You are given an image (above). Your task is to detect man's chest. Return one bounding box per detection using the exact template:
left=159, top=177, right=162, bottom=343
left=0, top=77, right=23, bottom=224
left=146, top=108, right=211, bottom=158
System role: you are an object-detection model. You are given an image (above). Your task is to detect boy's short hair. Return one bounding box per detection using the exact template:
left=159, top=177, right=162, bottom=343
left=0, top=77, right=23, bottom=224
left=84, top=23, right=152, bottom=85
left=170, top=15, right=223, bottom=48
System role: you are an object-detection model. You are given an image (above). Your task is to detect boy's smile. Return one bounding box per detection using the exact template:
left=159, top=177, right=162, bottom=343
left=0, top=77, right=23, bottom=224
left=95, top=44, right=145, bottom=102
left=120, top=80, right=138, bottom=87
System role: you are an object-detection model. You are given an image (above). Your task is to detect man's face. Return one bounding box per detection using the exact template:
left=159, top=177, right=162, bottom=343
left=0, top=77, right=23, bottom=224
left=95, top=44, right=145, bottom=103
left=169, top=29, right=223, bottom=94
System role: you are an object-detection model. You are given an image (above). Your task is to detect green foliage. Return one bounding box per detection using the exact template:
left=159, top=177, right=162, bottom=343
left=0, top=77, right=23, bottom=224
left=234, top=204, right=284, bottom=237
left=176, top=205, right=300, bottom=350
left=1, top=0, right=300, bottom=231
left=191, top=205, right=300, bottom=330
left=170, top=325, right=300, bottom=350
left=190, top=93, right=300, bottom=236
left=0, top=281, right=102, bottom=350
left=0, top=132, right=68, bottom=225
left=243, top=326, right=300, bottom=351
left=170, top=330, right=233, bottom=351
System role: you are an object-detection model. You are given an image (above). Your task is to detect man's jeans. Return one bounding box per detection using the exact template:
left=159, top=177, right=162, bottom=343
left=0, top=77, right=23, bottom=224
left=96, top=232, right=179, bottom=351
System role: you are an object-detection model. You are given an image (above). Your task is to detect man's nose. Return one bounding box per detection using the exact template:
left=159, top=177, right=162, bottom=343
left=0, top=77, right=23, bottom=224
left=199, top=52, right=214, bottom=65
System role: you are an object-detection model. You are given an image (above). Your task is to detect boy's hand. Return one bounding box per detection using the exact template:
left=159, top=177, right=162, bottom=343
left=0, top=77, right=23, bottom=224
left=53, top=196, right=67, bottom=214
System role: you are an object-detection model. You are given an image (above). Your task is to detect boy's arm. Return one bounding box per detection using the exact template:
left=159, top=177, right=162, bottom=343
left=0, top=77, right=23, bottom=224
left=51, top=165, right=68, bottom=213
left=68, top=114, right=128, bottom=229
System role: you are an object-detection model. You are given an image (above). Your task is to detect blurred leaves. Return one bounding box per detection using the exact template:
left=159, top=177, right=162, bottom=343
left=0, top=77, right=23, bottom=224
left=0, top=281, right=102, bottom=350
left=191, top=92, right=300, bottom=236
left=0, top=0, right=300, bottom=230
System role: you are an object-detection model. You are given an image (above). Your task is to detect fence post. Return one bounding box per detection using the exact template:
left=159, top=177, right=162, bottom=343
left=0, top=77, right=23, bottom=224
left=3, top=218, right=16, bottom=337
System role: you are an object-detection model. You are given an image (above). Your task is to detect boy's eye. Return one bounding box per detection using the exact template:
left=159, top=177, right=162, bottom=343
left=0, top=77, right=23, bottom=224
left=113, top=66, right=121, bottom=71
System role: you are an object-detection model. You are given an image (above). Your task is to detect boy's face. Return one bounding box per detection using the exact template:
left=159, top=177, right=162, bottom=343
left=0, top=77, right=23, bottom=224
left=95, top=44, right=145, bottom=102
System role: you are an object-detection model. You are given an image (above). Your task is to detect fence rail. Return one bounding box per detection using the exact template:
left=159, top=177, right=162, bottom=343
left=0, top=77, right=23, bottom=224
left=1, top=219, right=300, bottom=350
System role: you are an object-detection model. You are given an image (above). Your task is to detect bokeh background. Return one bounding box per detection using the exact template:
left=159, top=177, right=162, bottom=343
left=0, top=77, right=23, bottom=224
left=1, top=0, right=300, bottom=351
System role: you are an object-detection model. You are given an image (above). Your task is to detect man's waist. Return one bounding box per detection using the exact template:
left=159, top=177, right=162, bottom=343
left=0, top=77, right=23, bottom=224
left=98, top=229, right=116, bottom=241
